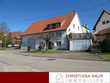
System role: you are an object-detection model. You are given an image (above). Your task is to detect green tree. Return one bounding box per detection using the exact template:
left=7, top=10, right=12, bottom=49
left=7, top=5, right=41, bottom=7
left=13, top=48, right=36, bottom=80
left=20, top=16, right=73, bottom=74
left=0, top=22, right=11, bottom=48
left=100, top=39, right=110, bottom=52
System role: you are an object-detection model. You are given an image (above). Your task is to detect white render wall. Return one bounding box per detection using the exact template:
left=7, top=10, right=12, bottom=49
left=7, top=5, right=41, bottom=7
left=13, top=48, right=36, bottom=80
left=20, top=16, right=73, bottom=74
left=70, top=40, right=92, bottom=51
left=65, top=13, right=92, bottom=51
left=66, top=13, right=83, bottom=35
left=95, top=12, right=110, bottom=33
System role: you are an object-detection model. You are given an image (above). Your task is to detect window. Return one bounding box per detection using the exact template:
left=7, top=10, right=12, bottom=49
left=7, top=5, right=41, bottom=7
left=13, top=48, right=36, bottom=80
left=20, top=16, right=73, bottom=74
left=102, top=20, right=110, bottom=25
left=73, top=24, right=75, bottom=28
left=57, top=31, right=62, bottom=36
left=102, top=21, right=106, bottom=25
left=78, top=26, right=80, bottom=30
left=44, top=22, right=61, bottom=30
left=57, top=41, right=61, bottom=46
left=68, top=28, right=70, bottom=32
left=106, top=20, right=110, bottom=24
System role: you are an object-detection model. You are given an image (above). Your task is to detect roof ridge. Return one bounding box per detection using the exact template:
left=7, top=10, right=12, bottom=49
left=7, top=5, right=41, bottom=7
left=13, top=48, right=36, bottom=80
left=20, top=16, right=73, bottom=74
left=103, top=9, right=110, bottom=14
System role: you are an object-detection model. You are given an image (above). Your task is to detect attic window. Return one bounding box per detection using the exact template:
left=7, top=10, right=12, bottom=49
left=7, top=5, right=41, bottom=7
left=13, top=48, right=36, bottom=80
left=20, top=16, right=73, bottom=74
left=106, top=20, right=110, bottom=23
left=102, top=20, right=110, bottom=25
left=78, top=26, right=80, bottom=30
left=44, top=22, right=61, bottom=30
left=73, top=24, right=75, bottom=27
left=68, top=28, right=70, bottom=32
left=102, top=21, right=106, bottom=25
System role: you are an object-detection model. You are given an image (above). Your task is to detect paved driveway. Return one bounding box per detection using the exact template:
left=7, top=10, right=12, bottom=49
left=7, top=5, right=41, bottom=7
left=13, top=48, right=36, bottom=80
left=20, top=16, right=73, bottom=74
left=0, top=49, right=110, bottom=72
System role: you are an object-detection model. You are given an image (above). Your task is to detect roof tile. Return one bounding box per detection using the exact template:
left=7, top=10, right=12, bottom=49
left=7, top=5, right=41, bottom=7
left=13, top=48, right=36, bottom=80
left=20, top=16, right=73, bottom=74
left=23, top=12, right=75, bottom=35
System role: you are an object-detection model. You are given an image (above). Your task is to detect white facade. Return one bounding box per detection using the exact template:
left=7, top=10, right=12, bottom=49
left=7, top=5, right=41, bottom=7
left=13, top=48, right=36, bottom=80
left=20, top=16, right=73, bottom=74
left=66, top=13, right=83, bottom=35
left=70, top=40, right=92, bottom=51
left=21, top=12, right=91, bottom=51
left=95, top=11, right=110, bottom=33
left=65, top=13, right=91, bottom=51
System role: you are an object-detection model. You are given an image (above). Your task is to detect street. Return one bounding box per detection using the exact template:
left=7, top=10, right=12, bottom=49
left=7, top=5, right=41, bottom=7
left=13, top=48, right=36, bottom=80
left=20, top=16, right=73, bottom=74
left=0, top=49, right=110, bottom=72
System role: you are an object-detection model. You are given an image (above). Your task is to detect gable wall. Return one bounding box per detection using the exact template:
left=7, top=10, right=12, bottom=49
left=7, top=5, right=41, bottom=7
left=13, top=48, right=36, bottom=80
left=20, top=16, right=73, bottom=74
left=66, top=13, right=83, bottom=35
left=95, top=12, right=110, bottom=32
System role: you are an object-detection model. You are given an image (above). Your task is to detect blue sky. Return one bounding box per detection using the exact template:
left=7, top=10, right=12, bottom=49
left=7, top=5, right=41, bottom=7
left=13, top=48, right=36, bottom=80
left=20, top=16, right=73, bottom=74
left=0, top=0, right=110, bottom=32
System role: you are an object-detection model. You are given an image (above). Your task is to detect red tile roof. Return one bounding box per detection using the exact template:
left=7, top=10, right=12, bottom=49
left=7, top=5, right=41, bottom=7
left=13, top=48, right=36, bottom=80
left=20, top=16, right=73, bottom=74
left=23, top=12, right=75, bottom=36
left=10, top=32, right=23, bottom=38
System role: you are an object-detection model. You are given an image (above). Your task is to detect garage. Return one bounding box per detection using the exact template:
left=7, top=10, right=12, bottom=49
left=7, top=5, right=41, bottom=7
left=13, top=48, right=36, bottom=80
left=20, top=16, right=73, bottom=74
left=69, top=33, right=92, bottom=51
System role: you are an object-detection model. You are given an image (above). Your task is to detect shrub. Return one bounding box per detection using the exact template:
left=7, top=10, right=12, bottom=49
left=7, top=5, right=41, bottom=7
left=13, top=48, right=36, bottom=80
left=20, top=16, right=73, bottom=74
left=100, top=39, right=110, bottom=52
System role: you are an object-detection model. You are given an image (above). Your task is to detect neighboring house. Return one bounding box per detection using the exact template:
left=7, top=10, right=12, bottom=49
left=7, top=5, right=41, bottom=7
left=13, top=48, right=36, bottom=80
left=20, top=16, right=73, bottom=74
left=21, top=11, right=90, bottom=51
left=92, top=10, right=110, bottom=51
left=82, top=24, right=90, bottom=33
left=0, top=40, right=2, bottom=47
left=93, top=10, right=110, bottom=42
left=0, top=32, right=10, bottom=48
left=93, top=10, right=110, bottom=33
left=0, top=33, right=3, bottom=47
left=10, top=32, right=23, bottom=47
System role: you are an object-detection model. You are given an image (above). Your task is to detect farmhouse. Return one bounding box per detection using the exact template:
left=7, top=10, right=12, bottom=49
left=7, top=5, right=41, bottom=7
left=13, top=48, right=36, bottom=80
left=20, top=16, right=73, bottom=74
left=21, top=11, right=91, bottom=51
left=93, top=10, right=110, bottom=41
left=93, top=10, right=110, bottom=51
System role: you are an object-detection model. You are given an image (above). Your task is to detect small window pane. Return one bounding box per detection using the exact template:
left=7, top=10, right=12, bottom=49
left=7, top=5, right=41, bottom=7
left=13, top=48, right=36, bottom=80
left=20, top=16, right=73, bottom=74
left=102, top=21, right=105, bottom=25
left=73, top=24, right=75, bottom=27
left=107, top=20, right=110, bottom=23
left=78, top=26, right=80, bottom=30
left=57, top=41, right=61, bottom=46
left=68, top=28, right=70, bottom=31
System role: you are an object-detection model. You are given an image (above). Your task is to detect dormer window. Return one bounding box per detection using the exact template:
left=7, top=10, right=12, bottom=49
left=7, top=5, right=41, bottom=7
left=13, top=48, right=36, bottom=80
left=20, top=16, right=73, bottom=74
left=44, top=22, right=61, bottom=30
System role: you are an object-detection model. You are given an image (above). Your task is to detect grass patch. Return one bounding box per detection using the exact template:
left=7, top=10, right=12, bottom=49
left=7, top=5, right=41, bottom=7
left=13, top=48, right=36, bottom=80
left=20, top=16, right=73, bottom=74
left=99, top=52, right=110, bottom=61
left=31, top=49, right=65, bottom=57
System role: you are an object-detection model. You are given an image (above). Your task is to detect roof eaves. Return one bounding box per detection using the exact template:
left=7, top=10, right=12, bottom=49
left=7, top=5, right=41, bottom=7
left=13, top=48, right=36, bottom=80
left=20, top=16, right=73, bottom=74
left=93, top=10, right=105, bottom=30
left=21, top=29, right=66, bottom=37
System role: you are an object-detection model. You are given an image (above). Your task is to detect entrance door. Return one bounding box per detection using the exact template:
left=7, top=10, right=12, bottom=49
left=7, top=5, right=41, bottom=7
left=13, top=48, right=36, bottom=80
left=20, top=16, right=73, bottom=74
left=48, top=41, right=54, bottom=49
